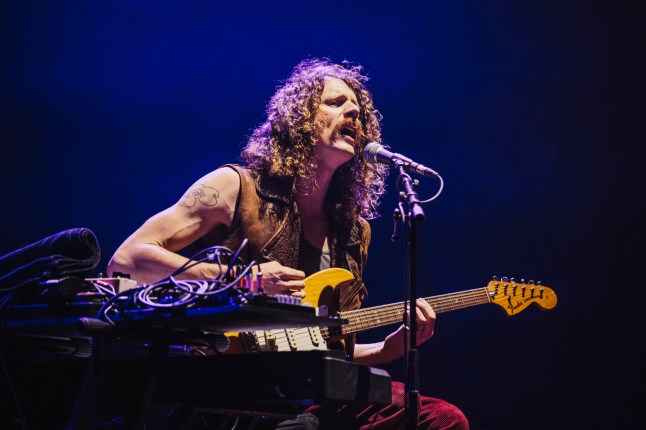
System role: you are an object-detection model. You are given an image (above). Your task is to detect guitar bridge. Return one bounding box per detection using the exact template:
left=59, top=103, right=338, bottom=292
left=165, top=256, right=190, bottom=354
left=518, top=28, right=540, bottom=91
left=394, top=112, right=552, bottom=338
left=241, top=332, right=261, bottom=354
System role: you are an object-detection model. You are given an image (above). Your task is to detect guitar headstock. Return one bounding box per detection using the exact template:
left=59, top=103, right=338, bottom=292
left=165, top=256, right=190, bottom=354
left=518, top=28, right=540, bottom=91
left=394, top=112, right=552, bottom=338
left=486, top=277, right=557, bottom=316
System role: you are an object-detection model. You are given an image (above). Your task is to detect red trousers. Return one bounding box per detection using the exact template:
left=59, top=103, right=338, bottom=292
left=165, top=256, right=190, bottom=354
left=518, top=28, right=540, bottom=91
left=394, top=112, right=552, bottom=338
left=305, top=381, right=469, bottom=430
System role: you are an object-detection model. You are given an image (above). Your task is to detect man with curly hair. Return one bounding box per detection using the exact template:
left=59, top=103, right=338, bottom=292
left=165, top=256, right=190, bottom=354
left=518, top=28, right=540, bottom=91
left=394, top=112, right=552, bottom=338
left=108, top=58, right=468, bottom=429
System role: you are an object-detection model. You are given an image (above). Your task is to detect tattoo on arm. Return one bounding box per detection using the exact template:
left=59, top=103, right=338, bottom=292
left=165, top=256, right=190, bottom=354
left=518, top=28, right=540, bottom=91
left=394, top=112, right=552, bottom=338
left=179, top=184, right=220, bottom=207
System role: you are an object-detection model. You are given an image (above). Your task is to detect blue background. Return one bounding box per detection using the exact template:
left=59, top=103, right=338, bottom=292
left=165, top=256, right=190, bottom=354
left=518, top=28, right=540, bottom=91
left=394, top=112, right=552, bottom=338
left=1, top=1, right=644, bottom=429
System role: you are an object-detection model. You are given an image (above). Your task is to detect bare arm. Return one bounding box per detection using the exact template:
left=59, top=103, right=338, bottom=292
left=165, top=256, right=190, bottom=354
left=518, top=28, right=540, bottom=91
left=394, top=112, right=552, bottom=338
left=353, top=299, right=436, bottom=366
left=107, top=167, right=240, bottom=284
left=107, top=167, right=306, bottom=294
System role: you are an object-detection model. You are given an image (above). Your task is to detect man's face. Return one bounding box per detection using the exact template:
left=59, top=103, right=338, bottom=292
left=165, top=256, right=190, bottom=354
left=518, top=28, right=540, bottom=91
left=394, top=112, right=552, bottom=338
left=313, top=77, right=362, bottom=170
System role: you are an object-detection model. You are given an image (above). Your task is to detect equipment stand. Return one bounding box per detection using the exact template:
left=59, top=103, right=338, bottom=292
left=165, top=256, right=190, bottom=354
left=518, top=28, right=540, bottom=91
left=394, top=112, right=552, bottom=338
left=392, top=161, right=426, bottom=430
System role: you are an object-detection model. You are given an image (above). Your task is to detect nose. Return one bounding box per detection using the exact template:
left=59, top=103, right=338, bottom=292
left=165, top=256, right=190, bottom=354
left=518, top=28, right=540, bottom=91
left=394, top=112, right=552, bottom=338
left=344, top=100, right=360, bottom=120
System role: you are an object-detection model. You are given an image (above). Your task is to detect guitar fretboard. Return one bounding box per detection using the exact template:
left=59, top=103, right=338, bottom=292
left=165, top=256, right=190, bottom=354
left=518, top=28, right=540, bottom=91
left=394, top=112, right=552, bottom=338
left=322, top=287, right=491, bottom=338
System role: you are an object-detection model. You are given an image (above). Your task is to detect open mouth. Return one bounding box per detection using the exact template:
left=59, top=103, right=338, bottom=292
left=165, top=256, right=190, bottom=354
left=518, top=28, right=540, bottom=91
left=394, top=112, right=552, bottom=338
left=339, top=125, right=356, bottom=142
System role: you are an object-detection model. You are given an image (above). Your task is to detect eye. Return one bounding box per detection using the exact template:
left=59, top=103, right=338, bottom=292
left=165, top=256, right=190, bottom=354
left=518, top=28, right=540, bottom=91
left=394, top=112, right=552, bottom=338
left=325, top=99, right=342, bottom=107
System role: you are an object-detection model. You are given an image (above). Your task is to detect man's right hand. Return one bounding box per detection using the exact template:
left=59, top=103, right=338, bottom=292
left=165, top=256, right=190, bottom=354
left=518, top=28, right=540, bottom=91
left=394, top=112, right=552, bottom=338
left=253, top=261, right=306, bottom=297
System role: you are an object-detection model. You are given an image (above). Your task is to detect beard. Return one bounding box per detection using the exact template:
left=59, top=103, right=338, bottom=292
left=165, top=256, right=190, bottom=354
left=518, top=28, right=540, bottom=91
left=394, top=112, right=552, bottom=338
left=333, top=118, right=364, bottom=145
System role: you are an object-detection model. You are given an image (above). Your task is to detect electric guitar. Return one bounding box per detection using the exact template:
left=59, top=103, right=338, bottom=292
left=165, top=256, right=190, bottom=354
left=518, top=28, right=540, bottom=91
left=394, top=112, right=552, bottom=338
left=225, top=268, right=557, bottom=354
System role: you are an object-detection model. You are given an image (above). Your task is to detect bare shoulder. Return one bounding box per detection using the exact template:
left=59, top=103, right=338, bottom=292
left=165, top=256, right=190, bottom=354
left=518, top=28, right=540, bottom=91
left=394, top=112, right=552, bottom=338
left=176, top=166, right=241, bottom=213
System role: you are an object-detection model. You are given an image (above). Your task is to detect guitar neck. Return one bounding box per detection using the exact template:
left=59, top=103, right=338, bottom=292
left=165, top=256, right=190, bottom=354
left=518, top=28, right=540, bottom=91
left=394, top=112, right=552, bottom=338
left=327, top=288, right=491, bottom=337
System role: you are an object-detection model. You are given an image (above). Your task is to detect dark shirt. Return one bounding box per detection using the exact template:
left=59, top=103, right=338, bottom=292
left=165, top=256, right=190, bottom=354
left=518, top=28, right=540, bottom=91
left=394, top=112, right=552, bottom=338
left=297, top=238, right=331, bottom=277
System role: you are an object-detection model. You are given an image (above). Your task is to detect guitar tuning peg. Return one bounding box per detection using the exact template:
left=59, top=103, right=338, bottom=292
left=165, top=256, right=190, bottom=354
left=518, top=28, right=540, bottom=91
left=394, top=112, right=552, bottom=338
left=528, top=280, right=535, bottom=285
left=492, top=275, right=499, bottom=281
left=501, top=276, right=509, bottom=282
left=520, top=278, right=526, bottom=284
left=536, top=280, right=542, bottom=285
left=510, top=277, right=516, bottom=283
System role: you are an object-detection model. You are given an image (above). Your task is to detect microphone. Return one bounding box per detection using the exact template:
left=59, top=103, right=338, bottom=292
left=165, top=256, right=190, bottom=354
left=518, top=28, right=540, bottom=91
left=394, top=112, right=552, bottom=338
left=363, top=142, right=439, bottom=178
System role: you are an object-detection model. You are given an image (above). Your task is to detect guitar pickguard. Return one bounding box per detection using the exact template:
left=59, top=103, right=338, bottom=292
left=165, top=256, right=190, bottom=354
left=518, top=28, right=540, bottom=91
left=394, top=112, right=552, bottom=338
left=244, top=327, right=329, bottom=352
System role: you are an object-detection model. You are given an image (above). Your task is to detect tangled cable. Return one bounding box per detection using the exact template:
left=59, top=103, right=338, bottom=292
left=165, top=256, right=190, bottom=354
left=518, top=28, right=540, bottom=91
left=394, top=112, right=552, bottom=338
left=98, top=239, right=256, bottom=325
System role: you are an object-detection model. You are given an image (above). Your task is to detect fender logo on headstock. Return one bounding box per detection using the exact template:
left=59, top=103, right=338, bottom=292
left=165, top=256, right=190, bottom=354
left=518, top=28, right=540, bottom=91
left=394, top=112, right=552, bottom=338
left=507, top=295, right=540, bottom=314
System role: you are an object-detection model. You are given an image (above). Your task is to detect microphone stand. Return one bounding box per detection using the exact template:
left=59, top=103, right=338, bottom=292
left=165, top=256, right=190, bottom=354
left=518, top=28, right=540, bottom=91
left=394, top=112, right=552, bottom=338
left=392, top=160, right=425, bottom=430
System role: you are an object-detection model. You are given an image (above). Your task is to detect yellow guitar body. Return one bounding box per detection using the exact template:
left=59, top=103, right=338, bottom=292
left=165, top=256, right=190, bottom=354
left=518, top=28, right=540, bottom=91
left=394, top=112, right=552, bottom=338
left=225, top=268, right=354, bottom=354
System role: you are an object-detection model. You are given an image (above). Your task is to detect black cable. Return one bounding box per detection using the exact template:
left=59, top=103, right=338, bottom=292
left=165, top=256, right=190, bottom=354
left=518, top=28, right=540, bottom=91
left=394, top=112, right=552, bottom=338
left=220, top=239, right=249, bottom=281
left=170, top=245, right=239, bottom=278
left=100, top=242, right=255, bottom=315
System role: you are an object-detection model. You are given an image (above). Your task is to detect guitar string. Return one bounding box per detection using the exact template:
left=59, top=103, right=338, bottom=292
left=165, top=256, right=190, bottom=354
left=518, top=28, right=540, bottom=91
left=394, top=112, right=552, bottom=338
left=254, top=328, right=327, bottom=351
left=258, top=286, right=488, bottom=349
left=334, top=288, right=491, bottom=334
left=339, top=285, right=551, bottom=334
left=251, top=285, right=550, bottom=350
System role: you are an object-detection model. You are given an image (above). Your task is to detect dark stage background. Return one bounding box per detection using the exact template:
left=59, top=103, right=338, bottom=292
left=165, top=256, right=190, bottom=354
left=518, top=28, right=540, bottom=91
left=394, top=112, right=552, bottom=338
left=1, top=1, right=644, bottom=429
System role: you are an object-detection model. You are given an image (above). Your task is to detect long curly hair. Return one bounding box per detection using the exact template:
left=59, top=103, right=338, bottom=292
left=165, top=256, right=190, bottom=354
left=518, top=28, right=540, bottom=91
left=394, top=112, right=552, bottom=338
left=241, top=58, right=388, bottom=224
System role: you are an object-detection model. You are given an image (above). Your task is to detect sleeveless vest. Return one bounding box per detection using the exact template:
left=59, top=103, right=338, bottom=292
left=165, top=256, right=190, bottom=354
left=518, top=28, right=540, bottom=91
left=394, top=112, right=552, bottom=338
left=199, top=164, right=370, bottom=358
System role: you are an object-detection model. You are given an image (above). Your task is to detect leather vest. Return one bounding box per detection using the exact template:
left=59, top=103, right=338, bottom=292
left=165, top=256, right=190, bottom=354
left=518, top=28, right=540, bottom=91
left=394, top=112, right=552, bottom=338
left=199, top=164, right=370, bottom=359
